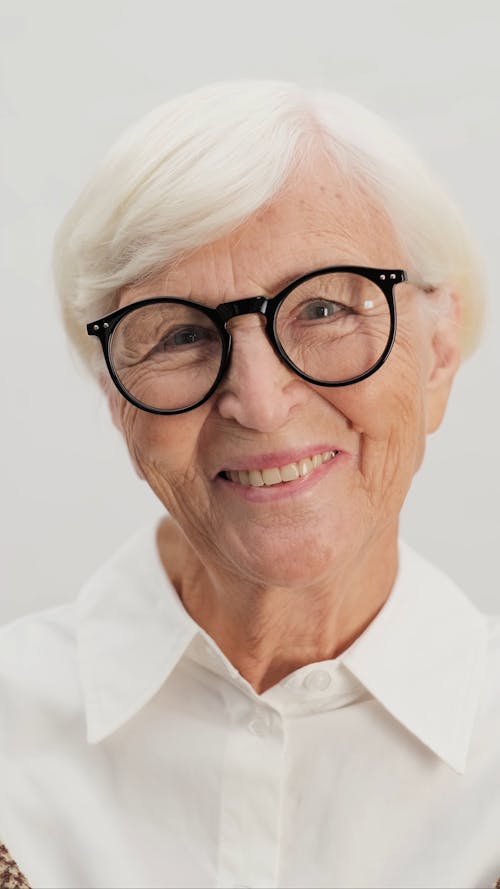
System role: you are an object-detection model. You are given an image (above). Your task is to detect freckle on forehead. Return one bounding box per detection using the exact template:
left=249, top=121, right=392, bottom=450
left=122, top=158, right=402, bottom=306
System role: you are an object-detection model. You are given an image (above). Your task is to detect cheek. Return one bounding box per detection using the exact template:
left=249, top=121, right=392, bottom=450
left=356, top=325, right=429, bottom=436
left=321, top=337, right=429, bottom=493
left=112, top=394, right=208, bottom=486
left=324, top=369, right=422, bottom=440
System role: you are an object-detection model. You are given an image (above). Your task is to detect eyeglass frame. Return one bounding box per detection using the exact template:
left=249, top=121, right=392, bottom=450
left=87, top=264, right=407, bottom=415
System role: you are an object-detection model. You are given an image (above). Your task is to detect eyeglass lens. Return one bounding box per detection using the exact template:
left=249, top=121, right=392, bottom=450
left=109, top=271, right=391, bottom=412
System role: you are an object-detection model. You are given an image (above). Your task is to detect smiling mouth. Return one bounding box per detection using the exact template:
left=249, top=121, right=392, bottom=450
left=220, top=450, right=339, bottom=487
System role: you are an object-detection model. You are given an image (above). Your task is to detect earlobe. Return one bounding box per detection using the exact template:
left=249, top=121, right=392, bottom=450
left=425, top=291, right=462, bottom=434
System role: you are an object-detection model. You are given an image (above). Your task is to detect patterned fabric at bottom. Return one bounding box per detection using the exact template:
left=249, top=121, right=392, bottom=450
left=0, top=844, right=30, bottom=889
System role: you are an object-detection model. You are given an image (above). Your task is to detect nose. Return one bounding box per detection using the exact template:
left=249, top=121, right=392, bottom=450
left=214, top=315, right=310, bottom=432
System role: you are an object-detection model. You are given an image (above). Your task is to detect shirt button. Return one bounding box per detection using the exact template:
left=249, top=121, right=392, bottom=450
left=248, top=713, right=271, bottom=736
left=303, top=670, right=332, bottom=691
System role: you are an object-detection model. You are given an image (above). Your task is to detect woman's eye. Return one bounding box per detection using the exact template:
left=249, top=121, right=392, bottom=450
left=158, top=325, right=213, bottom=350
left=172, top=329, right=200, bottom=346
left=299, top=300, right=347, bottom=320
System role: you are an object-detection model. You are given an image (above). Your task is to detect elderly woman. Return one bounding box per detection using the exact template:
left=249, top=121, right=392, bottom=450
left=1, top=80, right=499, bottom=889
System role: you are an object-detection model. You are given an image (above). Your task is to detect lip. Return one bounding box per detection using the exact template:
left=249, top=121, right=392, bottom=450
left=214, top=449, right=352, bottom=503
left=215, top=444, right=346, bottom=476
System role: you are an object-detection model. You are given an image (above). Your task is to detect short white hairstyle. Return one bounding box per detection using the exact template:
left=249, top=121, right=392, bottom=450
left=54, top=79, right=486, bottom=374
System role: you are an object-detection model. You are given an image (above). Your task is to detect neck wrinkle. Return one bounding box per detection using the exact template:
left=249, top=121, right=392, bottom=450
left=157, top=515, right=399, bottom=694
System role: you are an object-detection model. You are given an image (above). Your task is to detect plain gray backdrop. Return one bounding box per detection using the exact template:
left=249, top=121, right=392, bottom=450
left=2, top=0, right=499, bottom=622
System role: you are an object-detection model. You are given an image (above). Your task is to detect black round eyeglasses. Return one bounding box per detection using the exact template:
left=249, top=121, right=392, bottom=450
left=87, top=265, right=407, bottom=415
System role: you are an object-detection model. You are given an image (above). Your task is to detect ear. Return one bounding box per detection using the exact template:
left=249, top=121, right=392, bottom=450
left=424, top=290, right=462, bottom=434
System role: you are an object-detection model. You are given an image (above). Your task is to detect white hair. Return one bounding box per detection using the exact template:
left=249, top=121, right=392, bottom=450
left=53, top=79, right=486, bottom=374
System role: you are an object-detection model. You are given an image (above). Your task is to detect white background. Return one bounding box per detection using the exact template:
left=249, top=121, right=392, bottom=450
left=1, top=0, right=499, bottom=622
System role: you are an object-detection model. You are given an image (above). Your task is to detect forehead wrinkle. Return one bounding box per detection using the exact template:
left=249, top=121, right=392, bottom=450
left=156, top=214, right=390, bottom=301
left=120, top=163, right=403, bottom=309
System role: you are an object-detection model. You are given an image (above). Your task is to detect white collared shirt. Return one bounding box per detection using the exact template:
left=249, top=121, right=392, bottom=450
left=0, top=523, right=499, bottom=889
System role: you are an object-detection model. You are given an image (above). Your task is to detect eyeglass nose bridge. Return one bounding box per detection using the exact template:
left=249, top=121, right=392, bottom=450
left=216, top=295, right=270, bottom=326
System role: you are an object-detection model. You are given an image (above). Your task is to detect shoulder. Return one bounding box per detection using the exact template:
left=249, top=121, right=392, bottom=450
left=483, top=613, right=500, bottom=701
left=0, top=600, right=78, bottom=682
left=0, top=601, right=81, bottom=746
left=0, top=521, right=167, bottom=749
left=464, top=610, right=500, bottom=770
left=486, top=611, right=500, bottom=643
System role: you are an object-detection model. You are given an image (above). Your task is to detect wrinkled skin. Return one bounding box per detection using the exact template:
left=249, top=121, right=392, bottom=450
left=106, top=155, right=461, bottom=692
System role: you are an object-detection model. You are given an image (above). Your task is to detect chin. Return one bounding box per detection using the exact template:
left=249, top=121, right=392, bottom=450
left=226, top=526, right=348, bottom=591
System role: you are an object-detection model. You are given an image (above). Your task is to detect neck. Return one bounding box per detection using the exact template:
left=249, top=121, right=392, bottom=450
left=157, top=518, right=398, bottom=694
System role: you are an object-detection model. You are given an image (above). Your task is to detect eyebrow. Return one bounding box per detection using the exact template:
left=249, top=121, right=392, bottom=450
left=148, top=256, right=371, bottom=303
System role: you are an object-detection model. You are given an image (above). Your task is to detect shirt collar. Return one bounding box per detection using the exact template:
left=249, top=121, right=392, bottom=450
left=342, top=541, right=488, bottom=774
left=77, top=524, right=487, bottom=773
left=77, top=523, right=199, bottom=745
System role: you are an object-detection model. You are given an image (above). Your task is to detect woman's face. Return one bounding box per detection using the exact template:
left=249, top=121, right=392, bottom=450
left=110, top=157, right=460, bottom=588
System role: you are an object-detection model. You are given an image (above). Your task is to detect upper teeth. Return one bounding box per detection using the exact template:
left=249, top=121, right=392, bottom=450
left=225, top=450, right=338, bottom=487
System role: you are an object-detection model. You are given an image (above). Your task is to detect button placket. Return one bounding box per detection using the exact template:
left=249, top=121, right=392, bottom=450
left=217, top=699, right=284, bottom=888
